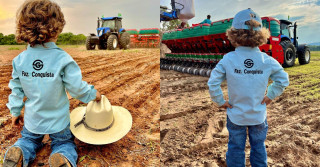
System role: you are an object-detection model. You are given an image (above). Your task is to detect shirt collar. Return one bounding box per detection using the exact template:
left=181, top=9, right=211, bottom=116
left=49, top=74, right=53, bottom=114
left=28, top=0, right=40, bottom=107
left=235, top=46, right=260, bottom=52
left=27, top=42, right=58, bottom=50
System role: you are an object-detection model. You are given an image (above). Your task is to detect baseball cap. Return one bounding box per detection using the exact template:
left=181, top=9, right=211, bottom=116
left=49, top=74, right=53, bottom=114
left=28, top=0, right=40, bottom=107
left=231, top=8, right=262, bottom=31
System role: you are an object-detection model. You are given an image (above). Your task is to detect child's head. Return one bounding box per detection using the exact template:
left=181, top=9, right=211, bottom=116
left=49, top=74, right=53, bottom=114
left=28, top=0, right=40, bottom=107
left=16, top=0, right=65, bottom=47
left=226, top=8, right=270, bottom=48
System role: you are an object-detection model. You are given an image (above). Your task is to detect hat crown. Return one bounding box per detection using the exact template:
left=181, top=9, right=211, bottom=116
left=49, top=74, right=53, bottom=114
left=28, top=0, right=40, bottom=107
left=232, top=8, right=262, bottom=30
left=85, top=95, right=113, bottom=129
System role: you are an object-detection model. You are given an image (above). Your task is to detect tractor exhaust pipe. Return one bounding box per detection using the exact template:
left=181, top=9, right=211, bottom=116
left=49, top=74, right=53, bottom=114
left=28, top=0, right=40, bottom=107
left=293, top=22, right=297, bottom=48
left=97, top=17, right=100, bottom=29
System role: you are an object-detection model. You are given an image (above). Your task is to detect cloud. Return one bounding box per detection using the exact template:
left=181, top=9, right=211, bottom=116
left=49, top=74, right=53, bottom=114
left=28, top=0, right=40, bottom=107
left=0, top=0, right=159, bottom=35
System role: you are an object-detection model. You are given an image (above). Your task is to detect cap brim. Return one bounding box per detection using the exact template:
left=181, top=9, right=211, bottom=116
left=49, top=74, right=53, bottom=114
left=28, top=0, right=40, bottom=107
left=70, top=106, right=132, bottom=145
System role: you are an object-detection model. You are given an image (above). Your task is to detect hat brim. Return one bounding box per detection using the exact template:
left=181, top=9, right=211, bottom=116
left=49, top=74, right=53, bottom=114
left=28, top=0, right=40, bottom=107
left=70, top=106, right=132, bottom=145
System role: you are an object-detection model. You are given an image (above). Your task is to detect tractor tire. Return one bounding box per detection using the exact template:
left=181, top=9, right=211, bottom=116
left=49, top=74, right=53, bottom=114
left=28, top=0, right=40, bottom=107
left=280, top=40, right=296, bottom=67
left=119, top=32, right=130, bottom=50
left=107, top=34, right=118, bottom=50
left=86, top=36, right=96, bottom=50
left=297, top=46, right=311, bottom=65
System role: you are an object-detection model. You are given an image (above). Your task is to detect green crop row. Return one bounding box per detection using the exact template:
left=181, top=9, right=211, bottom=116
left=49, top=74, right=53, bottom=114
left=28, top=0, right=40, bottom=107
left=162, top=19, right=280, bottom=40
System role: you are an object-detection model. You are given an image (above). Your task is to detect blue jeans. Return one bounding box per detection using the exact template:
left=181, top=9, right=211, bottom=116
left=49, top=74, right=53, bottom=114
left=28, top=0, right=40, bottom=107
left=5, top=124, right=77, bottom=167
left=226, top=116, right=268, bottom=167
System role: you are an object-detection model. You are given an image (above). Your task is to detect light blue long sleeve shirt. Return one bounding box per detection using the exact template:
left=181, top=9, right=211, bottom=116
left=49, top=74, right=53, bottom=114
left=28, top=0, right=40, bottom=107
left=200, top=19, right=211, bottom=24
left=6, top=42, right=97, bottom=134
left=208, top=46, right=289, bottom=125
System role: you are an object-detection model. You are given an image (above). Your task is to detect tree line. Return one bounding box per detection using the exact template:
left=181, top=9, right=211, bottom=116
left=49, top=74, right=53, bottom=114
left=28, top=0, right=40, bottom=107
left=2, top=32, right=320, bottom=51
left=309, top=45, right=320, bottom=51
left=0, top=32, right=86, bottom=45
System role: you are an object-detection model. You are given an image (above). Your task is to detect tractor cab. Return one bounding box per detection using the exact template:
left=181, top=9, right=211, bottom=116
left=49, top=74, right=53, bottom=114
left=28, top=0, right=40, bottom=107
left=280, top=19, right=298, bottom=47
left=97, top=17, right=122, bottom=36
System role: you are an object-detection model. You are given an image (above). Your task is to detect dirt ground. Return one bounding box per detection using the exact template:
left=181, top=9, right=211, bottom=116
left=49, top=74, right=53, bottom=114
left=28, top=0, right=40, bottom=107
left=0, top=45, right=160, bottom=166
left=160, top=52, right=320, bottom=167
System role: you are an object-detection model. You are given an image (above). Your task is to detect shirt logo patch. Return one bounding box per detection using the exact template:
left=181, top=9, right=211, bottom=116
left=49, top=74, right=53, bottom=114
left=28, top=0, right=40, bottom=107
left=33, top=60, right=43, bottom=70
left=244, top=59, right=254, bottom=68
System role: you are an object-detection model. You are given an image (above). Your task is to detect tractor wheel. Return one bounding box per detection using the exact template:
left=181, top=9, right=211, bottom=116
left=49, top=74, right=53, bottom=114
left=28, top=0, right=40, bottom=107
left=119, top=32, right=130, bottom=50
left=107, top=34, right=118, bottom=50
left=297, top=46, right=311, bottom=65
left=280, top=40, right=296, bottom=67
left=86, top=36, right=96, bottom=50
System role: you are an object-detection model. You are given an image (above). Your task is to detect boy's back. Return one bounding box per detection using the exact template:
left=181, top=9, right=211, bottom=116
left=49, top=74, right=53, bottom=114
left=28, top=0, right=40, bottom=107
left=8, top=42, right=96, bottom=134
left=209, top=46, right=289, bottom=125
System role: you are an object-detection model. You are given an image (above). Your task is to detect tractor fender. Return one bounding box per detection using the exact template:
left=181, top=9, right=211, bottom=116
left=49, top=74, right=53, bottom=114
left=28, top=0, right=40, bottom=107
left=89, top=33, right=96, bottom=36
left=110, top=32, right=120, bottom=39
left=280, top=35, right=291, bottom=43
left=97, top=27, right=111, bottom=37
left=119, top=28, right=125, bottom=33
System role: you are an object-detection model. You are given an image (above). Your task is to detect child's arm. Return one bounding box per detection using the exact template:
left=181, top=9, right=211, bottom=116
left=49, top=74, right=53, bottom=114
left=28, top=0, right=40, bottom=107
left=207, top=59, right=230, bottom=108
left=265, top=60, right=289, bottom=101
left=62, top=60, right=97, bottom=103
left=6, top=61, right=25, bottom=126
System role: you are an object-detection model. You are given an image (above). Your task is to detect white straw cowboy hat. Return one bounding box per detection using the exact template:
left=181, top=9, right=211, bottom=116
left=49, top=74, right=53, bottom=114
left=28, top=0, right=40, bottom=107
left=70, top=95, right=132, bottom=145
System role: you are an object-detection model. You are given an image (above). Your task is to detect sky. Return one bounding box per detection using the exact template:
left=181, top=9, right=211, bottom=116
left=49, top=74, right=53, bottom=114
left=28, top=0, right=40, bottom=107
left=160, top=0, right=320, bottom=44
left=0, top=0, right=159, bottom=36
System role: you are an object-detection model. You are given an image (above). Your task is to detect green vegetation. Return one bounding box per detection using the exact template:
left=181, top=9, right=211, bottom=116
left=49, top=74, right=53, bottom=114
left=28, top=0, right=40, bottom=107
left=284, top=51, right=320, bottom=101
left=8, top=47, right=20, bottom=50
left=309, top=45, right=320, bottom=51
left=0, top=33, right=18, bottom=45
left=0, top=32, right=86, bottom=45
left=56, top=33, right=86, bottom=45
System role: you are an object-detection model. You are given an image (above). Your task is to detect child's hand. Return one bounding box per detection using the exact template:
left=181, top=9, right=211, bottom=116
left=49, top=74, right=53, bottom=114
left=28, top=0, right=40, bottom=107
left=220, top=102, right=233, bottom=109
left=95, top=91, right=101, bottom=102
left=261, top=96, right=272, bottom=105
left=12, top=115, right=24, bottom=127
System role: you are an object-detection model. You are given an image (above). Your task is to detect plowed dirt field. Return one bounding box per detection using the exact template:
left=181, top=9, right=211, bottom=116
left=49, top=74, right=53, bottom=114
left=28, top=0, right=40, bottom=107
left=160, top=51, right=320, bottom=167
left=0, top=45, right=160, bottom=167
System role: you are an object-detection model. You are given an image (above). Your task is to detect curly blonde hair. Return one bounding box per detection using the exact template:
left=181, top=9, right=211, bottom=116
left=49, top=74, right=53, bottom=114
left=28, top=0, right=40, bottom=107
left=16, top=0, right=65, bottom=47
left=226, top=20, right=270, bottom=48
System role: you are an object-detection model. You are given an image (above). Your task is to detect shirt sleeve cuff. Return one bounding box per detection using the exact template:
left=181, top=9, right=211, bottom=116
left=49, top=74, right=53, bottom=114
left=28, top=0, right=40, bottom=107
left=85, top=85, right=97, bottom=103
left=266, top=92, right=275, bottom=100
left=90, top=87, right=97, bottom=101
left=10, top=108, right=21, bottom=117
left=76, top=85, right=97, bottom=103
left=217, top=99, right=226, bottom=107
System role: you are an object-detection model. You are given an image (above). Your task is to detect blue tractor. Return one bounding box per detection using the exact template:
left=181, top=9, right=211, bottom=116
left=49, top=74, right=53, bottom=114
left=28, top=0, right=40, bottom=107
left=86, top=16, right=130, bottom=50
left=160, top=0, right=184, bottom=22
left=279, top=19, right=310, bottom=67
